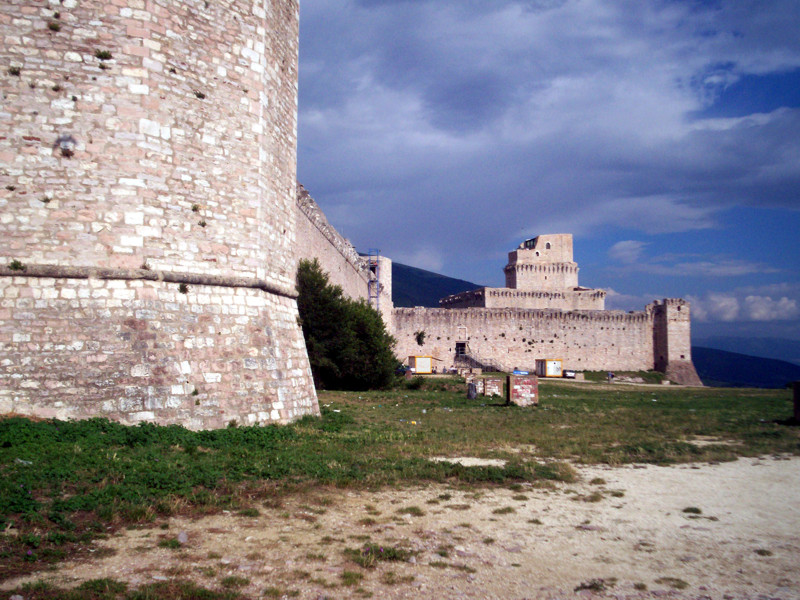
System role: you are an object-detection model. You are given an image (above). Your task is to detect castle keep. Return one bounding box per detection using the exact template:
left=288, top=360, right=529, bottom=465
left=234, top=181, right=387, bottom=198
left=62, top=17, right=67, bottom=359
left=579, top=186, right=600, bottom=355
left=0, top=0, right=318, bottom=428
left=440, top=234, right=606, bottom=311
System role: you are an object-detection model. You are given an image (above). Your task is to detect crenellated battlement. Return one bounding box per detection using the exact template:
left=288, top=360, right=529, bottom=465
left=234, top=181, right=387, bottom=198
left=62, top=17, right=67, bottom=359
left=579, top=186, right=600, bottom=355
left=296, top=184, right=369, bottom=278
left=441, top=234, right=605, bottom=311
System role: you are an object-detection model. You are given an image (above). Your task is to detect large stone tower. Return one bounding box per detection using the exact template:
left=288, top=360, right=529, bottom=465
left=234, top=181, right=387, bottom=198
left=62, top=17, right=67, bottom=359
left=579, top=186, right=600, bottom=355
left=440, top=234, right=605, bottom=310
left=650, top=299, right=703, bottom=386
left=0, top=0, right=318, bottom=428
left=504, top=234, right=579, bottom=291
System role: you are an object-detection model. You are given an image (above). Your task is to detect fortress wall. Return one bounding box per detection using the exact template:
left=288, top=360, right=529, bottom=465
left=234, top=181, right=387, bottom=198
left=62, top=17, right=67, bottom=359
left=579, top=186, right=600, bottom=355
left=0, top=0, right=318, bottom=428
left=295, top=185, right=394, bottom=327
left=506, top=263, right=579, bottom=292
left=0, top=276, right=315, bottom=428
left=481, top=289, right=604, bottom=311
left=441, top=288, right=605, bottom=311
left=394, top=307, right=655, bottom=373
left=296, top=185, right=370, bottom=301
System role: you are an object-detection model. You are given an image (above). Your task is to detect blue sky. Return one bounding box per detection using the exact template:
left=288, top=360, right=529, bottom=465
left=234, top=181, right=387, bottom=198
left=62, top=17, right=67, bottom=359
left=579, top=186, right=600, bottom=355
left=296, top=0, right=800, bottom=353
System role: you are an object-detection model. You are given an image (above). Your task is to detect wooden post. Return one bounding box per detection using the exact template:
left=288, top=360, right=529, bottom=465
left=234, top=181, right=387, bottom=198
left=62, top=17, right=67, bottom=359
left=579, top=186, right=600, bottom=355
left=794, top=382, right=800, bottom=422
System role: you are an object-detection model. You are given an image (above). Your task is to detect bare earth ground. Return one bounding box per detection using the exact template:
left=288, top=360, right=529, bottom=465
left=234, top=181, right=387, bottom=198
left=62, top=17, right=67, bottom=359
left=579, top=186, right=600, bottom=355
left=3, top=457, right=799, bottom=599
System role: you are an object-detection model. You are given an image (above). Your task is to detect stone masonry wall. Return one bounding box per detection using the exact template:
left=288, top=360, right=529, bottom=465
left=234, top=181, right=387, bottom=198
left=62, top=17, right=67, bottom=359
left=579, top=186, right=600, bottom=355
left=0, top=275, right=315, bottom=428
left=2, top=0, right=300, bottom=287
left=295, top=184, right=394, bottom=328
left=394, top=307, right=655, bottom=373
left=440, top=288, right=605, bottom=311
left=0, top=0, right=319, bottom=428
left=651, top=299, right=702, bottom=386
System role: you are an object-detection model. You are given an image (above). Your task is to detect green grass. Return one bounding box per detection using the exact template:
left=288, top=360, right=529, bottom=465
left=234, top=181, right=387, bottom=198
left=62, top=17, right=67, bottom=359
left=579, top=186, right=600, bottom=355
left=492, top=506, right=515, bottom=514
left=0, top=380, right=797, bottom=581
left=655, top=576, right=689, bottom=590
left=396, top=506, right=424, bottom=516
left=344, top=543, right=416, bottom=569
left=583, top=370, right=666, bottom=384
left=575, top=577, right=616, bottom=592
left=340, top=570, right=364, bottom=586
left=219, top=576, right=249, bottom=589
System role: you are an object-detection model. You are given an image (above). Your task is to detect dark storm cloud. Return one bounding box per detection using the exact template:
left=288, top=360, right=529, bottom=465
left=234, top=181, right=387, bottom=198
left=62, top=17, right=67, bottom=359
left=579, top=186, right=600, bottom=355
left=297, top=0, right=800, bottom=277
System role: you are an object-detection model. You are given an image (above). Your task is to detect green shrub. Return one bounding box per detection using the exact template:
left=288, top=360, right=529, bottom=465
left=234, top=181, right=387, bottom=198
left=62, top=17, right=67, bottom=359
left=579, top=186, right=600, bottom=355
left=406, top=376, right=424, bottom=390
left=297, top=259, right=396, bottom=390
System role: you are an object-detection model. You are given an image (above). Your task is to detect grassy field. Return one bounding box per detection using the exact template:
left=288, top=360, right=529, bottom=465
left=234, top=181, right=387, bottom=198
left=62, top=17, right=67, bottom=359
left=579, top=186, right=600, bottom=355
left=1, top=377, right=797, bottom=595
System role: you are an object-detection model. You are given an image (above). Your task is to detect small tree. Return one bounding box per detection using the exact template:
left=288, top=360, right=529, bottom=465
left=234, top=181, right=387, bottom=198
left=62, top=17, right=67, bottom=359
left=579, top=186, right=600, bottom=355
left=297, top=259, right=396, bottom=390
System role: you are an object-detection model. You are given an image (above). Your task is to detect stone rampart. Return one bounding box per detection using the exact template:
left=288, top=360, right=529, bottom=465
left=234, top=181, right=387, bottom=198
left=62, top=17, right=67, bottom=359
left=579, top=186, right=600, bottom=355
left=394, top=307, right=655, bottom=374
left=0, top=272, right=315, bottom=428
left=440, top=287, right=605, bottom=311
left=0, top=0, right=318, bottom=428
left=295, top=184, right=394, bottom=327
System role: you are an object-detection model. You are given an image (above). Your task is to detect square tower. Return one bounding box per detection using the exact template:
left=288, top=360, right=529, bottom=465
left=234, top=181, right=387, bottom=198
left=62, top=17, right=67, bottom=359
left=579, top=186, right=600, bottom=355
left=504, top=234, right=579, bottom=291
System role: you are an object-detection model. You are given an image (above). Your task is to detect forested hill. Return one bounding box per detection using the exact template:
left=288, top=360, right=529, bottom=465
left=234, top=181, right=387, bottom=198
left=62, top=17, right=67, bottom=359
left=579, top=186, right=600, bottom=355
left=691, top=347, right=800, bottom=389
left=392, top=262, right=482, bottom=307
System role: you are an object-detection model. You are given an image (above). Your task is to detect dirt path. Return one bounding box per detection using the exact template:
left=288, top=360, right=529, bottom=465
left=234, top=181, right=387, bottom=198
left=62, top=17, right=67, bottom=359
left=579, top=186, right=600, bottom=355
left=4, top=457, right=799, bottom=599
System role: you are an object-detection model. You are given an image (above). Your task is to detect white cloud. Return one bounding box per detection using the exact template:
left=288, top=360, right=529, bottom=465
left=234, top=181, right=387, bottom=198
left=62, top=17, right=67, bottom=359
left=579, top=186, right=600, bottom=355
left=608, top=240, right=647, bottom=264
left=744, top=295, right=799, bottom=321
left=706, top=293, right=741, bottom=322
left=648, top=259, right=777, bottom=278
left=605, top=288, right=660, bottom=312
left=686, top=288, right=800, bottom=323
left=607, top=253, right=779, bottom=279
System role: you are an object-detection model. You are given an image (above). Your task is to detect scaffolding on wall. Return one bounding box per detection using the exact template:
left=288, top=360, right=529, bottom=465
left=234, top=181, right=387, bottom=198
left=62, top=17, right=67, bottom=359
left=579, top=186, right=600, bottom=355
left=367, top=249, right=381, bottom=313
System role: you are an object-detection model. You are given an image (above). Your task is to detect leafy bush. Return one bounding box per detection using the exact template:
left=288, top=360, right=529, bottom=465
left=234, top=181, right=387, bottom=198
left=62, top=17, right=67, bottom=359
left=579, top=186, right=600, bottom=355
left=297, top=259, right=396, bottom=390
left=406, top=376, right=425, bottom=390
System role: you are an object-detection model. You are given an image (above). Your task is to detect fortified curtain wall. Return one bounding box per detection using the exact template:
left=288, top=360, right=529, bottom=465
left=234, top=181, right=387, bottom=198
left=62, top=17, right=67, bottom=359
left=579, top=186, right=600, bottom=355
left=0, top=0, right=318, bottom=429
left=440, top=288, right=606, bottom=311
left=394, top=307, right=656, bottom=373
left=295, top=185, right=394, bottom=329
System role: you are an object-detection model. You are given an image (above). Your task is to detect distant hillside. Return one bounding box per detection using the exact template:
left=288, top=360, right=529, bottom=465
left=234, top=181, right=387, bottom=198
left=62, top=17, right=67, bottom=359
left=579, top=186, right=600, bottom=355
left=694, top=336, right=800, bottom=366
left=392, top=262, right=482, bottom=307
left=692, top=347, right=800, bottom=388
